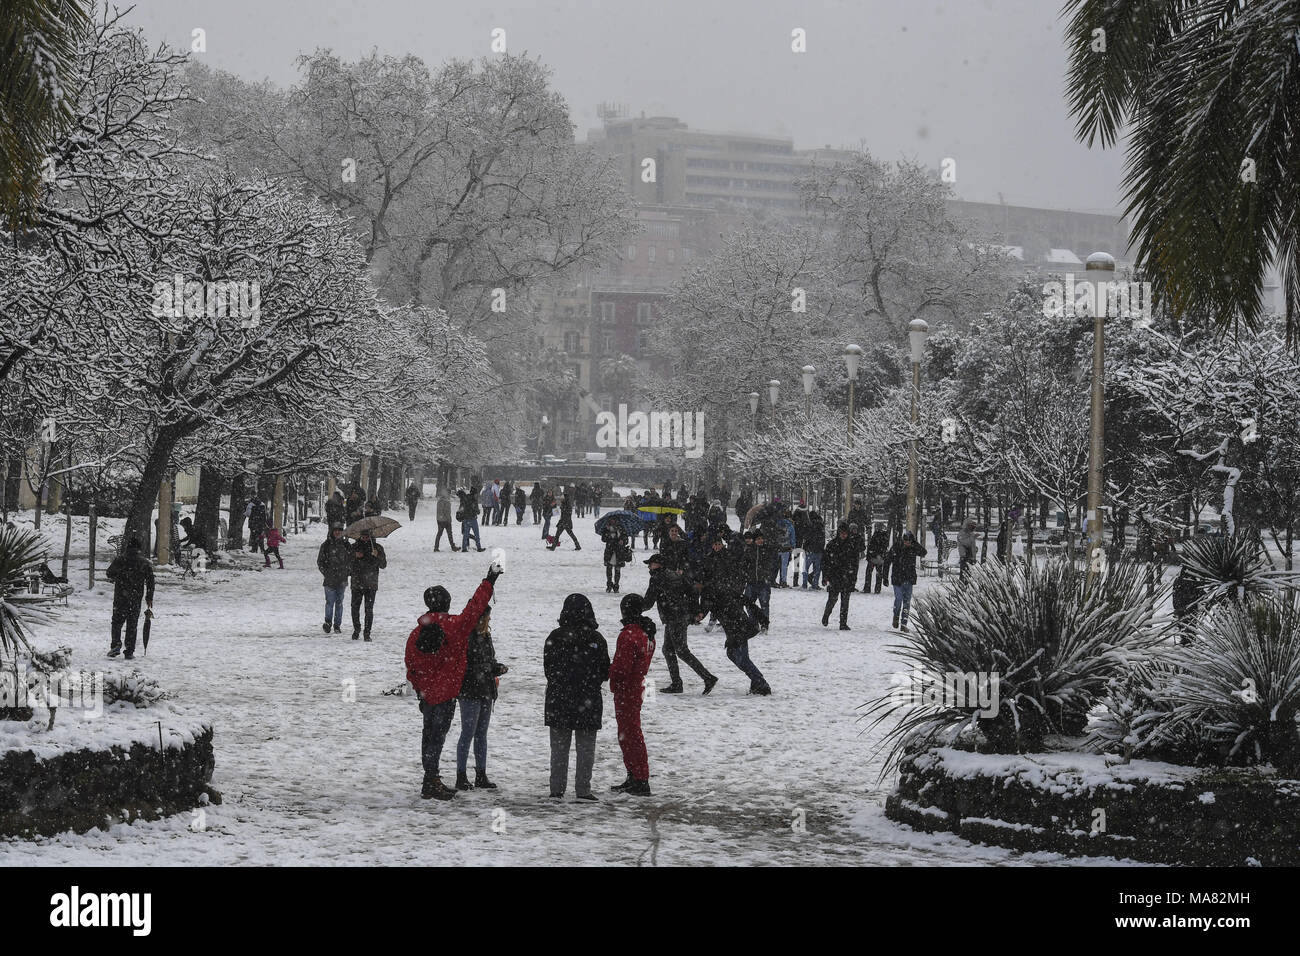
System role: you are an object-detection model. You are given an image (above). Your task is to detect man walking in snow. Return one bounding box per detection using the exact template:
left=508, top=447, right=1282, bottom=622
left=106, top=536, right=155, bottom=659
left=405, top=562, right=501, bottom=800
left=317, top=523, right=351, bottom=633
left=435, top=489, right=459, bottom=552
left=821, top=521, right=857, bottom=631
left=349, top=529, right=387, bottom=641
left=548, top=489, right=581, bottom=550
left=406, top=482, right=421, bottom=521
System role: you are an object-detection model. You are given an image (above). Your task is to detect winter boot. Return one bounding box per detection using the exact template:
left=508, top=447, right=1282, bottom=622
left=422, top=775, right=457, bottom=800
left=363, top=632, right=372, bottom=642
left=821, top=612, right=830, bottom=627
left=277, top=558, right=284, bottom=569
left=659, top=683, right=684, bottom=694
left=891, top=609, right=900, bottom=630
left=333, top=624, right=341, bottom=634
left=750, top=682, right=772, bottom=696
left=623, top=779, right=652, bottom=796
left=610, top=774, right=634, bottom=792
left=455, top=771, right=474, bottom=792
left=322, top=621, right=331, bottom=634
left=575, top=791, right=598, bottom=802
left=839, top=623, right=851, bottom=631
left=702, top=674, right=719, bottom=696
left=352, top=630, right=360, bottom=641
left=474, top=770, right=497, bottom=790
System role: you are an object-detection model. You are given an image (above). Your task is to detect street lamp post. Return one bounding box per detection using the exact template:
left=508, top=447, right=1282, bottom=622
left=905, top=319, right=929, bottom=536
left=1086, top=252, right=1114, bottom=584
left=767, top=380, right=780, bottom=502
left=843, top=344, right=862, bottom=523
left=748, top=391, right=759, bottom=434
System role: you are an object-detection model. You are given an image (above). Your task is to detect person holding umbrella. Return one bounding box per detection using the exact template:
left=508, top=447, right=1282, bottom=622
left=601, top=521, right=631, bottom=592
left=349, top=527, right=388, bottom=641
left=106, top=535, right=155, bottom=660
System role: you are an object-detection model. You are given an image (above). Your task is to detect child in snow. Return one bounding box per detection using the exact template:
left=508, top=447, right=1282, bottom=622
left=609, top=594, right=656, bottom=795
left=263, top=526, right=286, bottom=569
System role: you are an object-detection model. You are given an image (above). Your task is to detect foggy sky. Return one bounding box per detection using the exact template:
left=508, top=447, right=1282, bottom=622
left=121, top=0, right=1128, bottom=213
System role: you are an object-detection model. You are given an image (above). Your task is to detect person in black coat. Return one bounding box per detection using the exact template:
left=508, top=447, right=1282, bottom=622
left=455, top=607, right=508, bottom=790
left=865, top=523, right=891, bottom=593
left=889, top=531, right=927, bottom=631
left=106, top=536, right=155, bottom=659
left=316, top=524, right=352, bottom=633
left=548, top=491, right=581, bottom=550
left=349, top=530, right=387, bottom=641
left=741, top=527, right=778, bottom=626
left=695, top=544, right=771, bottom=695
left=601, top=523, right=631, bottom=592
left=405, top=483, right=421, bottom=521
left=821, top=521, right=858, bottom=630
left=325, top=491, right=346, bottom=527
left=544, top=594, right=610, bottom=800
left=644, top=551, right=717, bottom=695
left=802, top=510, right=826, bottom=589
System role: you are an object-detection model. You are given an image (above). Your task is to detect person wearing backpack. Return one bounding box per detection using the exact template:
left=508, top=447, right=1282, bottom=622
left=405, top=562, right=501, bottom=800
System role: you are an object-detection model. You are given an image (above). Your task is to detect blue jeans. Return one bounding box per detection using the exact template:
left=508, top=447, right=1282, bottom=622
left=727, top=641, right=767, bottom=688
left=542, top=514, right=552, bottom=538
left=420, top=698, right=457, bottom=777
left=593, top=503, right=601, bottom=517
left=323, top=585, right=346, bottom=627
left=803, top=552, right=822, bottom=587
left=456, top=697, right=493, bottom=775
left=893, top=581, right=915, bottom=623
left=779, top=552, right=790, bottom=585
left=461, top=517, right=481, bottom=550
left=744, top=582, right=771, bottom=618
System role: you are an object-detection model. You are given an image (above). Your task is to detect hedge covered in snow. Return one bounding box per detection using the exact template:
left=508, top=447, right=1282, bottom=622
left=886, top=745, right=1300, bottom=865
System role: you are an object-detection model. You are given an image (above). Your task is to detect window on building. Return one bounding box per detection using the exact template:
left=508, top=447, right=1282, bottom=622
left=647, top=246, right=656, bottom=263
left=563, top=331, right=581, bottom=354
left=667, top=248, right=676, bottom=264
left=601, top=301, right=615, bottom=323
left=636, top=331, right=649, bottom=353
left=627, top=244, right=637, bottom=260
left=683, top=248, right=693, bottom=261
left=600, top=331, right=614, bottom=353
left=636, top=303, right=652, bottom=323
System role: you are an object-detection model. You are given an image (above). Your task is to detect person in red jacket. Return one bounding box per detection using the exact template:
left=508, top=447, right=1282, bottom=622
left=405, top=561, right=502, bottom=800
left=262, top=526, right=286, bottom=569
left=609, top=593, right=657, bottom=796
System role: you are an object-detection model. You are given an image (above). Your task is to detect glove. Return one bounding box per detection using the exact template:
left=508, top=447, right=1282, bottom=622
left=486, top=568, right=502, bottom=585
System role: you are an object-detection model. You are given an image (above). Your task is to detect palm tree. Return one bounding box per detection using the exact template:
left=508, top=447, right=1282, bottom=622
left=0, top=0, right=92, bottom=229
left=1062, top=0, right=1299, bottom=339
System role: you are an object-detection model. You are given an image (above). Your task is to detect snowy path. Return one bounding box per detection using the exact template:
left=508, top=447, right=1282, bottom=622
left=1, top=509, right=1132, bottom=865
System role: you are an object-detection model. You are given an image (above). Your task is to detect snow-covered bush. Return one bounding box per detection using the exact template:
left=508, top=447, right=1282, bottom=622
left=863, top=558, right=1160, bottom=772
left=1179, top=532, right=1292, bottom=606
left=1154, top=596, right=1300, bottom=774
left=1084, top=658, right=1205, bottom=764
left=0, top=525, right=48, bottom=665
left=101, top=672, right=169, bottom=709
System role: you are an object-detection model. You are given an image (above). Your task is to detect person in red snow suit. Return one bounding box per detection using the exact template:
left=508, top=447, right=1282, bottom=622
left=263, top=527, right=286, bottom=568
left=609, top=593, right=657, bottom=796
left=405, top=562, right=501, bottom=801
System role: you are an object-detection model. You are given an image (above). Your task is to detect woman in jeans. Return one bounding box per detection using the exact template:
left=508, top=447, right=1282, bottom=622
left=544, top=594, right=610, bottom=801
left=455, top=607, right=508, bottom=790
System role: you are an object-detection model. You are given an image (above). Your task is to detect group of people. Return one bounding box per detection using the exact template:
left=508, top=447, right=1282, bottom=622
left=403, top=560, right=657, bottom=802
left=316, top=523, right=388, bottom=640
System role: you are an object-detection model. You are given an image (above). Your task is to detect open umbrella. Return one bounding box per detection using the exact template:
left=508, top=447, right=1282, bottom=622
left=142, top=608, right=153, bottom=655
left=595, top=510, right=644, bottom=537
left=637, top=504, right=685, bottom=521
left=343, top=515, right=402, bottom=539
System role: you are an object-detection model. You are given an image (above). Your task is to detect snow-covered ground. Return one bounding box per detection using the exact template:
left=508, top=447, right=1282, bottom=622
left=0, top=506, right=1137, bottom=865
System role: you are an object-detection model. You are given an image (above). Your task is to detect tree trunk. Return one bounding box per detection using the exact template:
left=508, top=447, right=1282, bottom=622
left=228, top=473, right=247, bottom=549
left=124, top=427, right=182, bottom=552
left=88, top=496, right=97, bottom=589
left=60, top=498, right=72, bottom=580
left=194, top=466, right=224, bottom=546
left=157, top=473, right=174, bottom=565
left=273, top=475, right=285, bottom=533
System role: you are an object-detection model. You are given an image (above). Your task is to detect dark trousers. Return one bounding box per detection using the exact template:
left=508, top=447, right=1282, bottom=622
left=726, top=641, right=767, bottom=688
left=605, top=563, right=622, bottom=588
left=549, top=726, right=597, bottom=796
left=515, top=505, right=524, bottom=524
left=351, top=587, right=376, bottom=634
left=869, top=560, right=889, bottom=592
left=263, top=545, right=282, bottom=568
left=420, top=698, right=457, bottom=778
left=110, top=598, right=143, bottom=654
left=661, top=615, right=714, bottom=686
left=823, top=586, right=851, bottom=625
left=408, top=501, right=417, bottom=521
left=434, top=520, right=457, bottom=550
left=550, top=519, right=579, bottom=548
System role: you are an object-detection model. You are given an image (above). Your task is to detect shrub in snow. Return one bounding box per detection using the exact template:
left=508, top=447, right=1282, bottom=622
left=1179, top=532, right=1293, bottom=607
left=101, top=672, right=169, bottom=708
left=1084, top=657, right=1209, bottom=765
left=0, top=526, right=49, bottom=662
left=1154, top=595, right=1300, bottom=774
left=863, top=557, right=1159, bottom=772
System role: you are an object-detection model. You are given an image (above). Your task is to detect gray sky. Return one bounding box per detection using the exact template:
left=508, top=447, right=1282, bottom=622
left=123, top=0, right=1128, bottom=213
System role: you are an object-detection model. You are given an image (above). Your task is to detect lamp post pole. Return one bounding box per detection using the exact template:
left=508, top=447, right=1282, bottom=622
left=843, top=345, right=862, bottom=525
left=1086, top=252, right=1114, bottom=584
left=767, top=380, right=780, bottom=502
left=905, top=319, right=929, bottom=537
left=801, top=365, right=815, bottom=507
